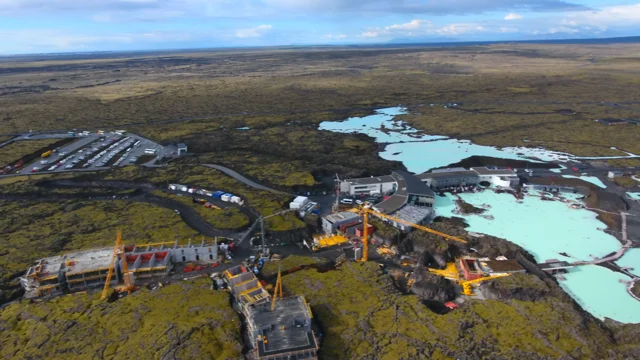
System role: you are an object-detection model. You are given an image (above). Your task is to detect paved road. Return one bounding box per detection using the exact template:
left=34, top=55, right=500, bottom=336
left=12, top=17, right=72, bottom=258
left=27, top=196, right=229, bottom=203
left=203, top=164, right=290, bottom=194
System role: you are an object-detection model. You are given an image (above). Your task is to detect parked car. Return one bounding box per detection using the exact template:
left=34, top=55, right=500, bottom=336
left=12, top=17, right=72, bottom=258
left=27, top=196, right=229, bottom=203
left=340, top=198, right=354, bottom=205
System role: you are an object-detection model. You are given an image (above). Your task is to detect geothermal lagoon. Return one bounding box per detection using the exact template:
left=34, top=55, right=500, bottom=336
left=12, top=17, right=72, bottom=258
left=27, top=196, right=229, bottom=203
left=320, top=107, right=640, bottom=323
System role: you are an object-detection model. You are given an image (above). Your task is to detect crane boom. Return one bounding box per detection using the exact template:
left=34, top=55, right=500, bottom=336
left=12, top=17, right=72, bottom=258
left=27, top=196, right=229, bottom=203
left=367, top=209, right=467, bottom=244
left=358, top=205, right=467, bottom=262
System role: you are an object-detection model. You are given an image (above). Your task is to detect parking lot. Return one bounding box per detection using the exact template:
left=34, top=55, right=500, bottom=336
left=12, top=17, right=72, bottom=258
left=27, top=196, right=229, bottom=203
left=18, top=132, right=169, bottom=175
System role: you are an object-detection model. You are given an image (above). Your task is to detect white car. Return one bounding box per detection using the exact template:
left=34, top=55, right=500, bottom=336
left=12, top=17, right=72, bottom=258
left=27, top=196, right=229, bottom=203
left=340, top=198, right=354, bottom=205
left=355, top=200, right=364, bottom=205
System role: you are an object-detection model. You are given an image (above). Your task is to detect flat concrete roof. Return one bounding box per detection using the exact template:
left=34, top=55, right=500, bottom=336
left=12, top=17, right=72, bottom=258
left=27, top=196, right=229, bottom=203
left=343, top=175, right=396, bottom=186
left=248, top=296, right=316, bottom=357
left=65, top=248, right=113, bottom=275
left=324, top=211, right=360, bottom=224
left=392, top=205, right=434, bottom=226
left=471, top=167, right=518, bottom=176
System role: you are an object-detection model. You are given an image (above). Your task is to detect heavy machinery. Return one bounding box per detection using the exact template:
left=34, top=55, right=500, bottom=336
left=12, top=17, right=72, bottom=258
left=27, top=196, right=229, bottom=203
left=459, top=274, right=510, bottom=296
left=356, top=203, right=467, bottom=262
left=101, top=229, right=137, bottom=300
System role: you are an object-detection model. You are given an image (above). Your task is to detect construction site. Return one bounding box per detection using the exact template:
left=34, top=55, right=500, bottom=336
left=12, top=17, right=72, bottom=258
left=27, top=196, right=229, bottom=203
left=17, top=166, right=538, bottom=359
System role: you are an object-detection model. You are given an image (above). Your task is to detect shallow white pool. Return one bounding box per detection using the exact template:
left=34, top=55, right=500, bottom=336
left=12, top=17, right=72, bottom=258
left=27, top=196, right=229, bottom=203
left=560, top=265, right=640, bottom=323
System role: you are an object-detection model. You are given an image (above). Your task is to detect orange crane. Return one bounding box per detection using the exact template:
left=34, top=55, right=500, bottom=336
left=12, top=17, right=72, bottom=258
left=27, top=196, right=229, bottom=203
left=101, top=229, right=136, bottom=300
left=357, top=204, right=467, bottom=262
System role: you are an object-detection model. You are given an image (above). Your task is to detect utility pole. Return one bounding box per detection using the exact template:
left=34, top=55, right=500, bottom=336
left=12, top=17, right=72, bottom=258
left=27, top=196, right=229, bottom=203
left=260, top=216, right=266, bottom=256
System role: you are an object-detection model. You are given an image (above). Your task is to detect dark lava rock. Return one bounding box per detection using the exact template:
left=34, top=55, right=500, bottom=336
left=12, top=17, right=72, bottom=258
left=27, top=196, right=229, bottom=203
left=411, top=270, right=456, bottom=302
left=484, top=273, right=551, bottom=301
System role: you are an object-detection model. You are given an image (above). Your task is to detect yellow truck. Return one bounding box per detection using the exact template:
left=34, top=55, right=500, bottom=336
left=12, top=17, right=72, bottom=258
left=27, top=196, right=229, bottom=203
left=41, top=150, right=52, bottom=158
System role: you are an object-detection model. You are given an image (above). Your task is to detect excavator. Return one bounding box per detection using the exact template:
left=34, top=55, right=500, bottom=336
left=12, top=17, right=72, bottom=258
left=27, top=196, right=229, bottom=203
left=101, top=229, right=137, bottom=300
left=354, top=203, right=467, bottom=262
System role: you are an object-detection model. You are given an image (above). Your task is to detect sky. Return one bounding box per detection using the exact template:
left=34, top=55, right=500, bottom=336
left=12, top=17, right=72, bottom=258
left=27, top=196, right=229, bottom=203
left=0, top=0, right=639, bottom=54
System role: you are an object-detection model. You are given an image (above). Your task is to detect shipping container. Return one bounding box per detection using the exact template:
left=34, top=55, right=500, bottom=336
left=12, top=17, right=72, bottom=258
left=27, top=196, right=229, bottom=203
left=231, top=196, right=242, bottom=204
left=213, top=191, right=225, bottom=199
left=221, top=194, right=231, bottom=202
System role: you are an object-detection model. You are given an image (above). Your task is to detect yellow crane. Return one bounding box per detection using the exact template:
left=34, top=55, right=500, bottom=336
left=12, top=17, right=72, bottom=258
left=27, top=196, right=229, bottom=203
left=101, top=229, right=136, bottom=300
left=271, top=266, right=284, bottom=311
left=459, top=274, right=510, bottom=296
left=357, top=204, right=467, bottom=262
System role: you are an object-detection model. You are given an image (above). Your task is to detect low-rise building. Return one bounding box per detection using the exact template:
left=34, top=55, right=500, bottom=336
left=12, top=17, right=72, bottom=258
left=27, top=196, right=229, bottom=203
left=322, top=211, right=360, bottom=234
left=340, top=175, right=396, bottom=196
left=470, top=167, right=520, bottom=188
left=177, top=143, right=188, bottom=155
left=417, top=168, right=479, bottom=189
left=608, top=170, right=623, bottom=179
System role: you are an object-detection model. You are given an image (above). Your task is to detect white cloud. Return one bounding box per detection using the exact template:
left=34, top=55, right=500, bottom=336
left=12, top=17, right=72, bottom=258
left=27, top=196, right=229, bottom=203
left=505, top=13, right=522, bottom=20
left=92, top=9, right=185, bottom=22
left=235, top=24, right=273, bottom=38
left=324, top=34, right=347, bottom=39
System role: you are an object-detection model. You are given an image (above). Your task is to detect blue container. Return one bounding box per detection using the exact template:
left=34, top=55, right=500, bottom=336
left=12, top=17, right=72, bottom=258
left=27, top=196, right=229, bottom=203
left=212, top=191, right=224, bottom=199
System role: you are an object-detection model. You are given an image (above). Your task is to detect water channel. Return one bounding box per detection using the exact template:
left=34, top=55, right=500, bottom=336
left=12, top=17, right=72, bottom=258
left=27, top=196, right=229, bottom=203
left=319, top=107, right=640, bottom=323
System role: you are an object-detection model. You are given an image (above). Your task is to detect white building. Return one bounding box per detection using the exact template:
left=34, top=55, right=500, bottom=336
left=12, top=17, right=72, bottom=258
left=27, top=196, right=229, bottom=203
left=470, top=167, right=520, bottom=188
left=340, top=175, right=397, bottom=196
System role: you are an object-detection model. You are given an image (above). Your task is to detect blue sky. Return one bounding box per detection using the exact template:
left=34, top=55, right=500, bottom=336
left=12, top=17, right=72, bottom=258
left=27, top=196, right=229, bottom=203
left=0, top=1, right=639, bottom=54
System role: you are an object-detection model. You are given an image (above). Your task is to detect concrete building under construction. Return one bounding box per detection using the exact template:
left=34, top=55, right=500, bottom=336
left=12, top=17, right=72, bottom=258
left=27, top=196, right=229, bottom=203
left=21, top=239, right=219, bottom=298
left=221, top=265, right=319, bottom=359
left=246, top=296, right=318, bottom=360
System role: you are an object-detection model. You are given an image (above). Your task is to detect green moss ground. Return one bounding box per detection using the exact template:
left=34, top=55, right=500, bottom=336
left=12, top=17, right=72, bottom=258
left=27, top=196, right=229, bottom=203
left=0, top=200, right=203, bottom=283
left=280, top=261, right=619, bottom=360
left=101, top=165, right=305, bottom=231
left=0, top=278, right=242, bottom=359
left=0, top=139, right=60, bottom=166
left=151, top=191, right=250, bottom=230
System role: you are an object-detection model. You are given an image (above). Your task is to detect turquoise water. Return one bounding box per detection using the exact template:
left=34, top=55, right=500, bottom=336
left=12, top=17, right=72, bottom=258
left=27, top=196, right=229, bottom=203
left=627, top=193, right=640, bottom=201
left=616, top=248, right=640, bottom=277
left=435, top=191, right=619, bottom=261
left=319, top=108, right=574, bottom=173
left=562, top=175, right=607, bottom=189
left=560, top=265, right=640, bottom=323
left=321, top=108, right=640, bottom=322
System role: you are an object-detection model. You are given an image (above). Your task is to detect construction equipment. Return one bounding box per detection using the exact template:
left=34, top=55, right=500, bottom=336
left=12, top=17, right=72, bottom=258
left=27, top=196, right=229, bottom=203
left=271, top=266, right=284, bottom=311
left=101, top=229, right=136, bottom=300
left=307, top=234, right=349, bottom=252
left=356, top=203, right=467, bottom=262
left=459, top=274, right=510, bottom=296
left=427, top=262, right=460, bottom=280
